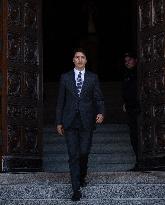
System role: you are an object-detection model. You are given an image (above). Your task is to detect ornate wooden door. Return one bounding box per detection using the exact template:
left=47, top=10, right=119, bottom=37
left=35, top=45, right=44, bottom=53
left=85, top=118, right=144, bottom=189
left=138, top=0, right=165, bottom=170
left=0, top=0, right=42, bottom=172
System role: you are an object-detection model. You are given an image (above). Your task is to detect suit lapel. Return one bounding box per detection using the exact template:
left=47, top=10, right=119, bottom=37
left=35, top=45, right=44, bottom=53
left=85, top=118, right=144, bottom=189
left=68, top=70, right=79, bottom=97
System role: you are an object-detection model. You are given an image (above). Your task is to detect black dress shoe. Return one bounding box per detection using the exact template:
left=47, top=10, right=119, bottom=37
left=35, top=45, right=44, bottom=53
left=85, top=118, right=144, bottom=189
left=80, top=179, right=87, bottom=187
left=71, top=190, right=82, bottom=201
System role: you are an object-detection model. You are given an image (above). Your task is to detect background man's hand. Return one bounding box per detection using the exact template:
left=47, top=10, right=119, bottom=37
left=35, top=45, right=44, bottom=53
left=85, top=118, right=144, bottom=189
left=57, top=124, right=64, bottom=136
left=122, top=104, right=126, bottom=112
left=96, top=114, right=104, bottom=124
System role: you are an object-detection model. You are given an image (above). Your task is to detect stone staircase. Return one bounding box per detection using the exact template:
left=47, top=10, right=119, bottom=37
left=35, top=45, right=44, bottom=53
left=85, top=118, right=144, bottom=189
left=43, top=123, right=136, bottom=172
left=1, top=171, right=165, bottom=204
left=1, top=123, right=165, bottom=204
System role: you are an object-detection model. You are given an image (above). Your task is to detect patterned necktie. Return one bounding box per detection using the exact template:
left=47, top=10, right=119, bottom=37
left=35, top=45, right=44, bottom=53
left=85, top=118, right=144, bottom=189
left=76, top=71, right=83, bottom=96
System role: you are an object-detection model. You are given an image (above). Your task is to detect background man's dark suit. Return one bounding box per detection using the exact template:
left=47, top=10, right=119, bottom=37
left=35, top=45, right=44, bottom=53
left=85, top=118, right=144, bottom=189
left=56, top=69, right=104, bottom=196
left=122, top=52, right=140, bottom=171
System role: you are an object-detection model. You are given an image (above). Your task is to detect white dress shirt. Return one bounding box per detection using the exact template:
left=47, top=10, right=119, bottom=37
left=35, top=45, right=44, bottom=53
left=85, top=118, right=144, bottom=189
left=74, top=68, right=85, bottom=83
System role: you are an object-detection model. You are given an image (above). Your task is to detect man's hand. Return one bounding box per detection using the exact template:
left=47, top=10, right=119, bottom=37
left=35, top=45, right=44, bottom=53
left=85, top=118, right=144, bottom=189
left=57, top=124, right=64, bottom=136
left=96, top=114, right=104, bottom=124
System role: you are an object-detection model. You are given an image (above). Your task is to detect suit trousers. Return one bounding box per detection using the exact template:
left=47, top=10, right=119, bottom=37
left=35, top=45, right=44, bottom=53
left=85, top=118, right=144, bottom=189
left=64, top=112, right=93, bottom=191
left=126, top=106, right=138, bottom=162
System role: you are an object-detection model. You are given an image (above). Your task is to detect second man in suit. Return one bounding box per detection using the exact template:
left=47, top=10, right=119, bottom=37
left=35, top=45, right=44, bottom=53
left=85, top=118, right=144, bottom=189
left=56, top=48, right=105, bottom=201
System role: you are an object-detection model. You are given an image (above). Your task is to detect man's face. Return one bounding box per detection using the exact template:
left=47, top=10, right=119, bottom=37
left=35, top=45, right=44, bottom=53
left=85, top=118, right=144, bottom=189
left=124, top=56, right=137, bottom=69
left=73, top=52, right=87, bottom=70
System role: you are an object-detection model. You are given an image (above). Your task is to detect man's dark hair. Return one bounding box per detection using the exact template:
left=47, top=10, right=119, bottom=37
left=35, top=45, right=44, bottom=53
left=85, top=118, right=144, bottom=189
left=73, top=47, right=88, bottom=57
left=124, top=51, right=137, bottom=59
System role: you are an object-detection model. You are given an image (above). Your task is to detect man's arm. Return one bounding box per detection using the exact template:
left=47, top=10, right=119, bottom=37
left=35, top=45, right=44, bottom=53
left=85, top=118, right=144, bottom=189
left=56, top=74, right=65, bottom=135
left=93, top=75, right=105, bottom=123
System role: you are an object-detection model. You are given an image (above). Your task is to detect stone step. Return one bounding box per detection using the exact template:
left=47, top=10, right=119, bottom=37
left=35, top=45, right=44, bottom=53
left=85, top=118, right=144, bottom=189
left=44, top=128, right=129, bottom=136
left=1, top=182, right=165, bottom=200
left=43, top=143, right=134, bottom=154
left=43, top=163, right=135, bottom=172
left=43, top=123, right=133, bottom=172
left=44, top=116, right=127, bottom=125
left=43, top=152, right=135, bottom=162
left=1, top=172, right=165, bottom=185
left=3, top=199, right=165, bottom=205
left=43, top=135, right=131, bottom=144
left=2, top=172, right=165, bottom=203
left=44, top=124, right=129, bottom=133
left=44, top=129, right=129, bottom=136
left=43, top=153, right=135, bottom=163
left=43, top=131, right=131, bottom=140
left=94, top=124, right=129, bottom=132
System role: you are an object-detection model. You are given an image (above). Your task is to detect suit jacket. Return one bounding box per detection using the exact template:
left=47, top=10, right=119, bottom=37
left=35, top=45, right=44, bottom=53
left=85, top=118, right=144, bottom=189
left=56, top=70, right=104, bottom=129
left=122, top=67, right=140, bottom=113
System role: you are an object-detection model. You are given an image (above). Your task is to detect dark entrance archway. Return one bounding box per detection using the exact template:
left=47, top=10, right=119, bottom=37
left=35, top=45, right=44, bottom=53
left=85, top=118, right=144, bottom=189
left=42, top=0, right=137, bottom=124
left=42, top=0, right=138, bottom=172
left=43, top=0, right=137, bottom=82
left=43, top=0, right=165, bottom=171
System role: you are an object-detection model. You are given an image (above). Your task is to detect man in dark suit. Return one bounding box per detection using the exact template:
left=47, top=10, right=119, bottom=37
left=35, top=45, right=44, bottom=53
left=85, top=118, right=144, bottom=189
left=122, top=52, right=140, bottom=171
left=56, top=48, right=105, bottom=201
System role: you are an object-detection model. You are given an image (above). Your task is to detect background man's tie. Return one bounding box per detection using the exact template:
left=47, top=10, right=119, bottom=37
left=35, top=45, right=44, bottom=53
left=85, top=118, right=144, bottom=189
left=76, top=71, right=83, bottom=96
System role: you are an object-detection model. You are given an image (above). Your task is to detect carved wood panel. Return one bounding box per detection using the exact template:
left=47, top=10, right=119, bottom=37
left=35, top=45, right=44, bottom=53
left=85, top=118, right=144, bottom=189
left=1, top=0, right=42, bottom=172
left=0, top=0, right=3, bottom=171
left=138, top=0, right=165, bottom=169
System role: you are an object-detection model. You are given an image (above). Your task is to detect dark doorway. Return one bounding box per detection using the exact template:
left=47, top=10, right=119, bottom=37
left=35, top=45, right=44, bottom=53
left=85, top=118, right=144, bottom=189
left=43, top=0, right=137, bottom=125
left=43, top=0, right=137, bottom=82
left=42, top=1, right=138, bottom=173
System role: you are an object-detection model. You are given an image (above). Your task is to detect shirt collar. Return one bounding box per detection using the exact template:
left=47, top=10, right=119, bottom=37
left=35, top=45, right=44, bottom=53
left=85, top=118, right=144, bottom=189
left=74, top=68, right=85, bottom=75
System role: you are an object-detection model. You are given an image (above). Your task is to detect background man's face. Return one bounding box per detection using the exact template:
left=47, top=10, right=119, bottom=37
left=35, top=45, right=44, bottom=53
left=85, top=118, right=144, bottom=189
left=124, top=56, right=137, bottom=69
